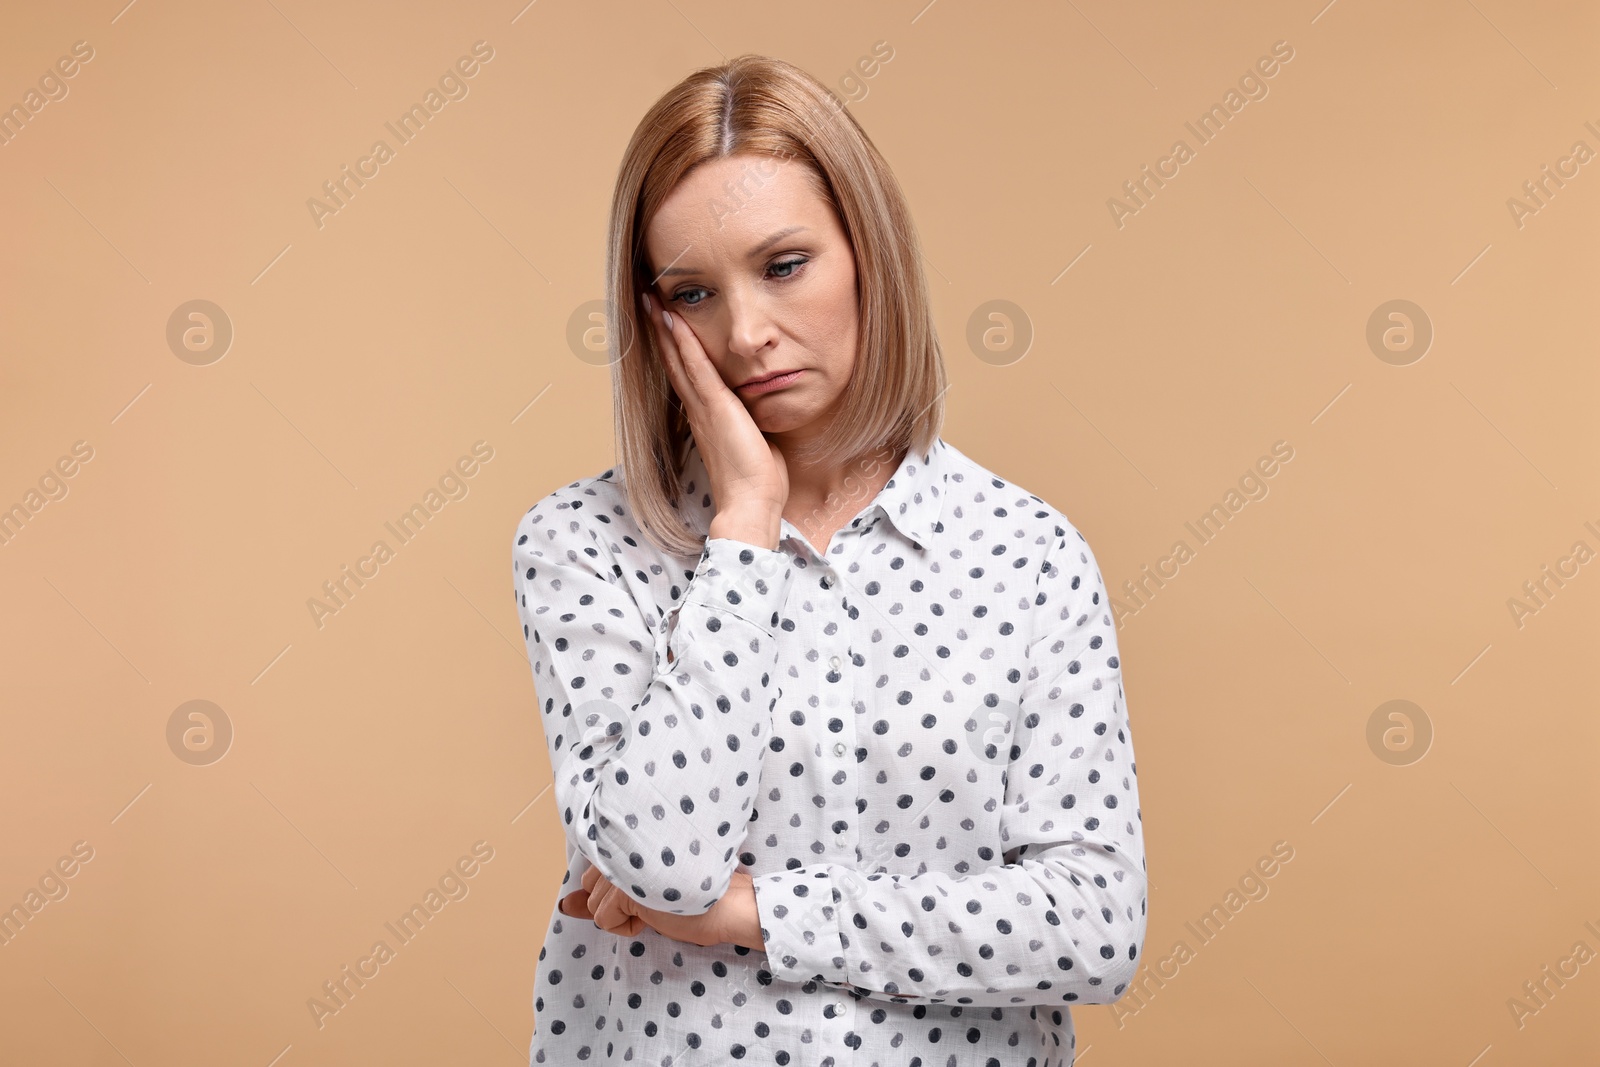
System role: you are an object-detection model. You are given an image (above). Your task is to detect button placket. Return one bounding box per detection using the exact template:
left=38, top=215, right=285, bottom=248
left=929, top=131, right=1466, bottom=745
left=813, top=571, right=855, bottom=859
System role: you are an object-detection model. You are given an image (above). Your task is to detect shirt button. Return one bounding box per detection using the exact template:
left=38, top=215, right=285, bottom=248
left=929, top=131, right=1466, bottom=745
left=835, top=835, right=847, bottom=849
left=829, top=655, right=842, bottom=670
left=833, top=742, right=846, bottom=756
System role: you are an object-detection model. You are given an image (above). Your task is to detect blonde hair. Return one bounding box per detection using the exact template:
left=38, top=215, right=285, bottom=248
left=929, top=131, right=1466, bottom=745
left=604, top=53, right=946, bottom=558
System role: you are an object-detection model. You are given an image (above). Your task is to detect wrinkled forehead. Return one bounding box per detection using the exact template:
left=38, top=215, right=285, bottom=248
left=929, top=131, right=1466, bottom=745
left=642, top=154, right=830, bottom=278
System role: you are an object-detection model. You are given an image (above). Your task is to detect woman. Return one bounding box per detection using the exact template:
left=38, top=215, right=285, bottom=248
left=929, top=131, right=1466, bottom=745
left=513, top=53, right=1146, bottom=1066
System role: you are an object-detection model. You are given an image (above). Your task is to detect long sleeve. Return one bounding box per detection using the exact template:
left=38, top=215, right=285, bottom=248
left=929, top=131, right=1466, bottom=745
left=513, top=501, right=795, bottom=914
left=751, top=523, right=1147, bottom=1006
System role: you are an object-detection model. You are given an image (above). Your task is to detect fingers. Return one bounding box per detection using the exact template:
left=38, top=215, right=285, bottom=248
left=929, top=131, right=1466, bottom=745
left=581, top=867, right=648, bottom=937
left=585, top=869, right=614, bottom=918
left=637, top=287, right=784, bottom=513
left=561, top=866, right=602, bottom=918
left=582, top=870, right=624, bottom=934
left=661, top=306, right=714, bottom=396
left=578, top=868, right=728, bottom=947
left=582, top=865, right=623, bottom=927
left=590, top=878, right=634, bottom=932
left=558, top=888, right=592, bottom=919
left=585, top=875, right=611, bottom=919
left=642, top=292, right=697, bottom=411
left=643, top=290, right=724, bottom=414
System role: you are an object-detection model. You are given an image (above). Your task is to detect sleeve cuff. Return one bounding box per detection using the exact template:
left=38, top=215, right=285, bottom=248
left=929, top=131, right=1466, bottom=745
left=753, top=866, right=848, bottom=985
left=681, top=536, right=794, bottom=633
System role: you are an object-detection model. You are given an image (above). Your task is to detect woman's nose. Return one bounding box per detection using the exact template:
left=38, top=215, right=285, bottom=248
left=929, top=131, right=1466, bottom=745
left=721, top=286, right=779, bottom=356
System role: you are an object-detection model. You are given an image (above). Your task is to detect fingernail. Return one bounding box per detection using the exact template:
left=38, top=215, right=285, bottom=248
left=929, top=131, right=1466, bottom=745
left=662, top=310, right=674, bottom=329
left=641, top=292, right=652, bottom=313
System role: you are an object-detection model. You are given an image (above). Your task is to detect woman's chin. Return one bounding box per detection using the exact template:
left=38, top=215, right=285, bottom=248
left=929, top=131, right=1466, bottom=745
left=746, top=402, right=812, bottom=434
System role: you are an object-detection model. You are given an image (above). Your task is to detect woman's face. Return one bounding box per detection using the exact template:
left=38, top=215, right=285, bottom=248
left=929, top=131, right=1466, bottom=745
left=641, top=153, right=860, bottom=437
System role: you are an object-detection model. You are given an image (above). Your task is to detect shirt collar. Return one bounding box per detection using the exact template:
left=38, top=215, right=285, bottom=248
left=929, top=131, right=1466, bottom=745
left=672, top=435, right=951, bottom=551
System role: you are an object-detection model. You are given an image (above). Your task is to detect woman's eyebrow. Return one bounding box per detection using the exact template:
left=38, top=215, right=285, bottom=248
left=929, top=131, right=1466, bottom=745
left=655, top=226, right=811, bottom=278
left=746, top=225, right=809, bottom=256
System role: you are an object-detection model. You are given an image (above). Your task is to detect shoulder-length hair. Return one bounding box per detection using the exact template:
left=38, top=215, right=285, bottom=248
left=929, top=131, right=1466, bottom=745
left=603, top=53, right=946, bottom=559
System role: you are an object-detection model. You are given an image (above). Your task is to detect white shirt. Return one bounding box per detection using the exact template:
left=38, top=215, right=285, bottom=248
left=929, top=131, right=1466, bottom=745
left=513, top=435, right=1147, bottom=1066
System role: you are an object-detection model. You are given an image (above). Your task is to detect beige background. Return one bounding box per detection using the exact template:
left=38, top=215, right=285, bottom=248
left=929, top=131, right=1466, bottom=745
left=2, top=1, right=1596, bottom=1064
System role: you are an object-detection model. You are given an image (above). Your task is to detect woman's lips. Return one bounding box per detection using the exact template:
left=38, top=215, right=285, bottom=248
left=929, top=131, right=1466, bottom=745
left=737, top=369, right=803, bottom=395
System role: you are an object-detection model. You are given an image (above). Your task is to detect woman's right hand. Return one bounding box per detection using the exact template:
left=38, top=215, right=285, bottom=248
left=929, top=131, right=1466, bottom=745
left=643, top=291, right=789, bottom=542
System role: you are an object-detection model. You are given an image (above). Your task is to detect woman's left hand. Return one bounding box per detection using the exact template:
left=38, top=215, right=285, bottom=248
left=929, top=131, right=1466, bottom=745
left=576, top=864, right=765, bottom=951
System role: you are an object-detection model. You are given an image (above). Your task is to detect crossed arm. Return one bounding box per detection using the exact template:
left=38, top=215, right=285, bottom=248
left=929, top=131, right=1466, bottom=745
left=562, top=866, right=765, bottom=950
left=562, top=868, right=919, bottom=1002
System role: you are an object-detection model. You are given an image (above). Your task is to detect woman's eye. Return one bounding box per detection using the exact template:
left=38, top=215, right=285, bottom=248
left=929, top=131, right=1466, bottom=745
left=769, top=256, right=808, bottom=279
left=670, top=257, right=809, bottom=309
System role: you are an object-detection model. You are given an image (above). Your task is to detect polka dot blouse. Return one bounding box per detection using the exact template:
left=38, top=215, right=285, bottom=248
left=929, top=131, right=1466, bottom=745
left=512, top=435, right=1147, bottom=1066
